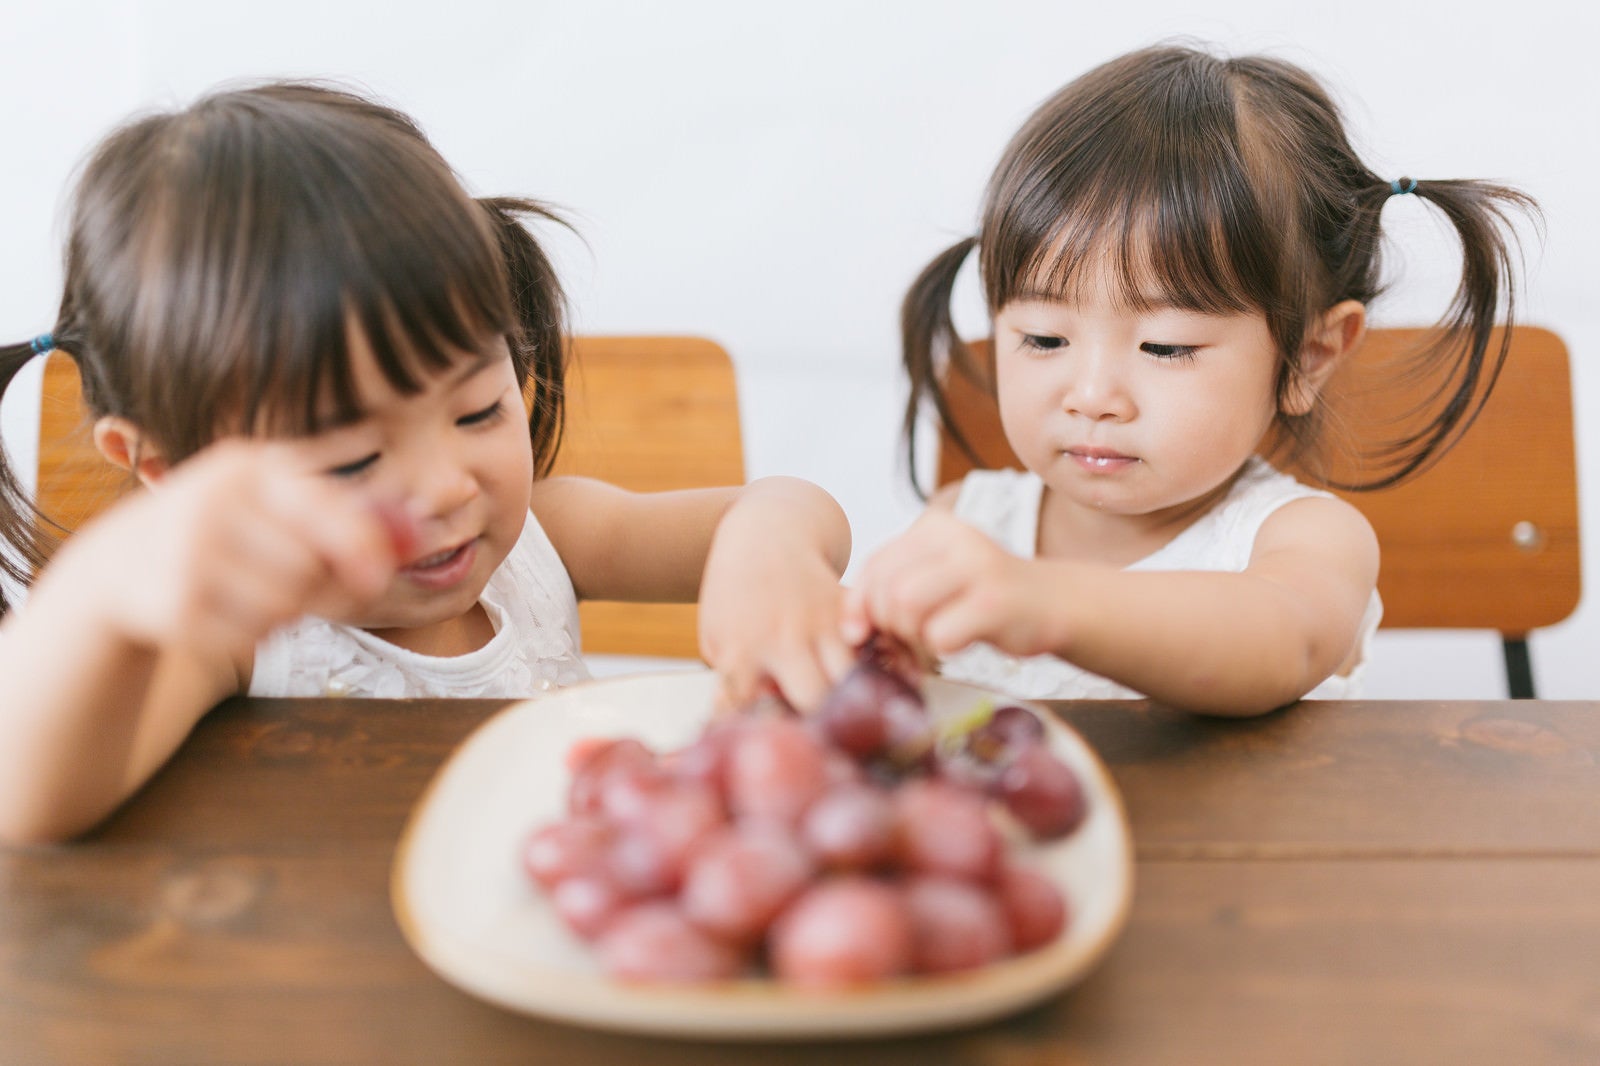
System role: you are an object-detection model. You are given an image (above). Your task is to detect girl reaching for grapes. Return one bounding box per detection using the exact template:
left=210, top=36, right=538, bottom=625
left=0, top=82, right=852, bottom=844
left=842, top=44, right=1535, bottom=715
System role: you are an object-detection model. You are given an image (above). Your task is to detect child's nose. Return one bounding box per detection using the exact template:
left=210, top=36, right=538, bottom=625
left=408, top=452, right=479, bottom=520
left=1062, top=350, right=1135, bottom=422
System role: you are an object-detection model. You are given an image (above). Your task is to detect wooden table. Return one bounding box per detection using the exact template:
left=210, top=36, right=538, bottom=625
left=3, top=694, right=1598, bottom=1065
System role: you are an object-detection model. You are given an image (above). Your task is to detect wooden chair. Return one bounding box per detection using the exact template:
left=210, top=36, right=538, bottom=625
left=935, top=327, right=1581, bottom=698
left=35, top=335, right=743, bottom=660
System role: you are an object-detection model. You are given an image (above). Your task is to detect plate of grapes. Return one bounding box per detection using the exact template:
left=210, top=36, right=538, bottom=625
left=392, top=642, right=1133, bottom=1038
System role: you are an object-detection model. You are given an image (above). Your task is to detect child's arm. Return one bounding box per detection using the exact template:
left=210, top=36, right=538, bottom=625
left=843, top=495, right=1378, bottom=716
left=0, top=442, right=401, bottom=843
left=528, top=475, right=853, bottom=708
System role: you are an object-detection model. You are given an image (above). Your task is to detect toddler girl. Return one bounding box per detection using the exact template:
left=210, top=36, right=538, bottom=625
left=0, top=82, right=852, bottom=843
left=843, top=44, right=1534, bottom=715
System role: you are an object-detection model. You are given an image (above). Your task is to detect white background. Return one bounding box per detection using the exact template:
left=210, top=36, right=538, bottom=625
left=2, top=0, right=1595, bottom=697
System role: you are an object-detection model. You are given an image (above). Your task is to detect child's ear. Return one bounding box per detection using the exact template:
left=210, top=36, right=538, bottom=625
left=92, top=416, right=171, bottom=487
left=1282, top=300, right=1366, bottom=417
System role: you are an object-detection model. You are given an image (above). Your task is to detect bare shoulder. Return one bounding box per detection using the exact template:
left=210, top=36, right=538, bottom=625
left=1251, top=493, right=1379, bottom=572
left=527, top=475, right=622, bottom=510
left=527, top=476, right=627, bottom=532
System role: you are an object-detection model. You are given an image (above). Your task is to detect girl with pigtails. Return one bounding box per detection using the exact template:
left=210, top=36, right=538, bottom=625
left=842, top=44, right=1536, bottom=715
left=0, top=82, right=854, bottom=844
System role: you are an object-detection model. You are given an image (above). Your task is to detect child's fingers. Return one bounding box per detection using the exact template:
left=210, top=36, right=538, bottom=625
left=862, top=562, right=963, bottom=646
left=920, top=589, right=1011, bottom=657
left=257, top=472, right=400, bottom=599
left=816, top=628, right=859, bottom=684
left=838, top=585, right=873, bottom=646
left=713, top=662, right=781, bottom=715
left=715, top=627, right=846, bottom=715
left=198, top=567, right=316, bottom=653
left=764, top=647, right=831, bottom=713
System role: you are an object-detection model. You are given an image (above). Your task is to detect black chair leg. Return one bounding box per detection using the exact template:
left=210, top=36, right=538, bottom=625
left=1503, top=637, right=1536, bottom=699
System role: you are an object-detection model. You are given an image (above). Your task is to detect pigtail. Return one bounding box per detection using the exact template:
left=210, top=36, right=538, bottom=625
left=0, top=339, right=64, bottom=616
left=901, top=236, right=979, bottom=498
left=478, top=197, right=571, bottom=477
left=1347, top=178, right=1539, bottom=489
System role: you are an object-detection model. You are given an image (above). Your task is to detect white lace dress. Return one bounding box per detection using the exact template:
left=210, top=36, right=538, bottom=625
left=938, top=458, right=1382, bottom=701
left=248, top=511, right=590, bottom=698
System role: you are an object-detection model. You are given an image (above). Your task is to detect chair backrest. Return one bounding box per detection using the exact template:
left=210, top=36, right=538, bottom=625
left=935, top=327, right=1582, bottom=694
left=547, top=336, right=744, bottom=658
left=35, top=335, right=744, bottom=660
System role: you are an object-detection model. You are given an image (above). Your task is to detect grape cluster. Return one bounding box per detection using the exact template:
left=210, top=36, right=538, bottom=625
left=521, top=649, right=1088, bottom=987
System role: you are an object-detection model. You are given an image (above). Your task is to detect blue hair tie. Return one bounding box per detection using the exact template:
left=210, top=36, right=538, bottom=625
left=1389, top=177, right=1418, bottom=196
left=29, top=334, right=54, bottom=354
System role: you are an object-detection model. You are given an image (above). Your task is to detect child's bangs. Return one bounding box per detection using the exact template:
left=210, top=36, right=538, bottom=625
left=983, top=46, right=1286, bottom=322
left=1000, top=175, right=1271, bottom=319
left=236, top=173, right=513, bottom=439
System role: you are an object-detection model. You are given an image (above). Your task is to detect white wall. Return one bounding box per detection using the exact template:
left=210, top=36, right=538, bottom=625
left=3, top=0, right=1596, bottom=697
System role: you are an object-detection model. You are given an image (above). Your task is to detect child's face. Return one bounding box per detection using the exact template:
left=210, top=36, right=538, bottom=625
left=291, top=331, right=534, bottom=635
left=992, top=278, right=1280, bottom=524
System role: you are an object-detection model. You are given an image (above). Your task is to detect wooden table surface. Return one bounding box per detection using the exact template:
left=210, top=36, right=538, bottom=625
left=3, top=692, right=1597, bottom=1065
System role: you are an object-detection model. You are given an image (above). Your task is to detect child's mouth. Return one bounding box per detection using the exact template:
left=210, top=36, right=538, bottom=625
left=401, top=539, right=479, bottom=590
left=1066, top=448, right=1138, bottom=472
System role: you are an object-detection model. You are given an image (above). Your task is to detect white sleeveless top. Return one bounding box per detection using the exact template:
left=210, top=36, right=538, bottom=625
left=939, top=458, right=1382, bottom=701
left=248, top=511, right=591, bottom=698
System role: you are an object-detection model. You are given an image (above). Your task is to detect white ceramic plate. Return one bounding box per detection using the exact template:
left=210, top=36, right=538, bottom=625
left=392, top=670, right=1133, bottom=1040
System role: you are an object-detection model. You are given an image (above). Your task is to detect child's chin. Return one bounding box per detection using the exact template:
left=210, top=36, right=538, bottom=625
left=350, top=583, right=492, bottom=637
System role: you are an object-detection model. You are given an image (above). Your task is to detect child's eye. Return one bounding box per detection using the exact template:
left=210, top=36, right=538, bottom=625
left=1020, top=333, right=1066, bottom=352
left=1141, top=342, right=1200, bottom=362
left=327, top=453, right=379, bottom=479
left=457, top=399, right=505, bottom=427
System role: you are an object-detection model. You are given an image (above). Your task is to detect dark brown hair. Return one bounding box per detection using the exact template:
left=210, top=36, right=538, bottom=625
left=902, top=44, right=1537, bottom=496
left=0, top=81, right=569, bottom=613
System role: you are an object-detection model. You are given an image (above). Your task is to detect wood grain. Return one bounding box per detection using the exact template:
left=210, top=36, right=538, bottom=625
left=34, top=335, right=745, bottom=660
left=1053, top=699, right=1600, bottom=857
left=3, top=696, right=1598, bottom=1064
left=936, top=327, right=1582, bottom=636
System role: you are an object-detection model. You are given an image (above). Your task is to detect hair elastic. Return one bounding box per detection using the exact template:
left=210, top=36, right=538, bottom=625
left=1390, top=177, right=1418, bottom=196
left=28, top=334, right=54, bottom=355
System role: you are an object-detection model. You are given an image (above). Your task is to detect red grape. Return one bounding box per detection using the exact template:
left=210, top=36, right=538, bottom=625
left=813, top=642, right=925, bottom=760
left=903, top=875, right=1012, bottom=974
left=893, top=778, right=1002, bottom=882
left=726, top=717, right=830, bottom=825
left=661, top=717, right=743, bottom=796
left=768, top=877, right=913, bottom=987
left=596, top=761, right=674, bottom=824
left=994, top=744, right=1087, bottom=840
left=605, top=823, right=679, bottom=899
left=994, top=862, right=1068, bottom=951
left=633, top=779, right=725, bottom=866
left=522, top=816, right=613, bottom=888
left=680, top=823, right=814, bottom=943
left=800, top=782, right=895, bottom=870
left=595, top=901, right=748, bottom=983
left=967, top=704, right=1047, bottom=759
left=567, top=738, right=655, bottom=817
left=549, top=875, right=627, bottom=940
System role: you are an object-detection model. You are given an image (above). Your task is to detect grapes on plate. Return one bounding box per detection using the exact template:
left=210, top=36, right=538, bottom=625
left=520, top=640, right=1089, bottom=985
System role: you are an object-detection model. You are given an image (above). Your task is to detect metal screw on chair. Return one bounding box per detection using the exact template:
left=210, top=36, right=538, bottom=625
left=1510, top=520, right=1545, bottom=553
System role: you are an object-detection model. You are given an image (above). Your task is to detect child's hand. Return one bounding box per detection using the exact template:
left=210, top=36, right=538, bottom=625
left=841, top=509, right=1056, bottom=663
left=57, top=439, right=405, bottom=665
left=697, top=486, right=855, bottom=713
